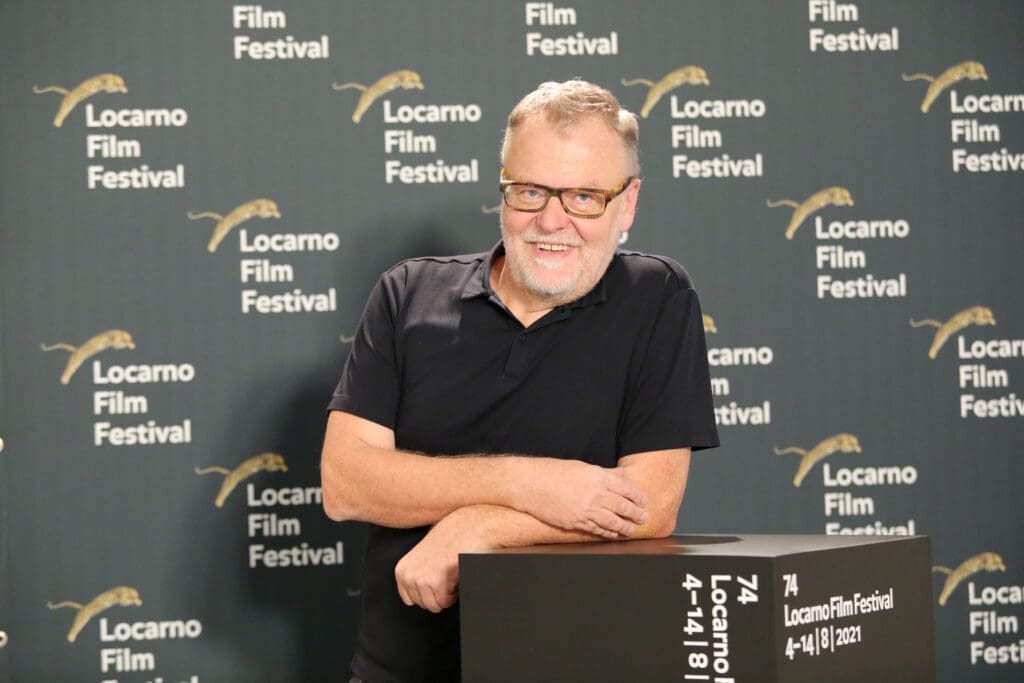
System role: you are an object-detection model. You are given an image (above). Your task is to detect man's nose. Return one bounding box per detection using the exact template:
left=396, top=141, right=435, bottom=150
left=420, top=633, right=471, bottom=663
left=536, top=194, right=572, bottom=231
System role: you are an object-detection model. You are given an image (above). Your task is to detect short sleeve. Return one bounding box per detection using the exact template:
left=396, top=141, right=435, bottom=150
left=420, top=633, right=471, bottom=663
left=327, top=273, right=402, bottom=429
left=617, top=284, right=720, bottom=457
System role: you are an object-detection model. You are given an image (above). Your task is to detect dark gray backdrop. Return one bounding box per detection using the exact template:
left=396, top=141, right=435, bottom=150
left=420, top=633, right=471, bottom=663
left=2, top=1, right=1022, bottom=681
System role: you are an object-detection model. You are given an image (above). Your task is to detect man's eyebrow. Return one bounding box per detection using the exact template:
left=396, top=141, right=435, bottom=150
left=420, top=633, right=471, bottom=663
left=509, top=176, right=608, bottom=188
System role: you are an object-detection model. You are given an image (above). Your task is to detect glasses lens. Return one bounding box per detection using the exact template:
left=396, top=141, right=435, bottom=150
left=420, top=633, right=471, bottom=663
left=505, top=184, right=549, bottom=210
left=563, top=190, right=606, bottom=216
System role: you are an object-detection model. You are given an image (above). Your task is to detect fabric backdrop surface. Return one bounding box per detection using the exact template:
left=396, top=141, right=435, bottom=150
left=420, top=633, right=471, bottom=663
left=1, top=1, right=1022, bottom=681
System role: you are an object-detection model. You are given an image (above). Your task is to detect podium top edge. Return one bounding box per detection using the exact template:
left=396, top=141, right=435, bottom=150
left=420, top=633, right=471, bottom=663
left=463, top=533, right=930, bottom=558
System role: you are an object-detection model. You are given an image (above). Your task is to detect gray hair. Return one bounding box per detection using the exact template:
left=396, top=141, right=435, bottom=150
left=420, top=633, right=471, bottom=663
left=501, top=79, right=640, bottom=174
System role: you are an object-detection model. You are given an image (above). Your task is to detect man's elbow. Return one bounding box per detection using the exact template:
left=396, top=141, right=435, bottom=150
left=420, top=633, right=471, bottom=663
left=655, top=515, right=679, bottom=538
left=321, top=488, right=352, bottom=522
left=619, top=448, right=690, bottom=539
left=637, top=487, right=685, bottom=538
left=641, top=510, right=679, bottom=538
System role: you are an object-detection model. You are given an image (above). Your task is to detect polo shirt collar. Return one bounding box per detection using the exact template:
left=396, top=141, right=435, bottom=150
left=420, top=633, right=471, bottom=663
left=460, top=241, right=611, bottom=310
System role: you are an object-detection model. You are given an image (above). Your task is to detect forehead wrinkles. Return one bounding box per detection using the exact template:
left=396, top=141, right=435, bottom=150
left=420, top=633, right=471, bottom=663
left=505, top=119, right=632, bottom=183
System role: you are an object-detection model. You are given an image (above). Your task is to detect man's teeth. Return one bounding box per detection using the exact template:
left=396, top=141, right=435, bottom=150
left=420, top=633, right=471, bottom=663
left=536, top=243, right=569, bottom=252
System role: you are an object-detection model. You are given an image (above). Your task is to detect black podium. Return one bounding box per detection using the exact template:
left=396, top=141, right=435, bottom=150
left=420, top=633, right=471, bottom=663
left=459, top=534, right=934, bottom=682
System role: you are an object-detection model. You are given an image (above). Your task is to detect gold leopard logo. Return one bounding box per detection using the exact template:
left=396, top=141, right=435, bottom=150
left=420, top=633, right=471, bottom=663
left=41, top=330, right=135, bottom=385
left=767, top=187, right=854, bottom=240
left=621, top=66, right=710, bottom=118
left=332, top=69, right=424, bottom=123
left=933, top=552, right=1005, bottom=606
left=48, top=586, right=142, bottom=643
left=774, top=433, right=861, bottom=487
left=910, top=306, right=996, bottom=359
left=33, top=73, right=127, bottom=127
left=902, top=61, right=988, bottom=113
left=702, top=314, right=717, bottom=334
left=188, top=198, right=281, bottom=253
left=195, top=452, right=288, bottom=507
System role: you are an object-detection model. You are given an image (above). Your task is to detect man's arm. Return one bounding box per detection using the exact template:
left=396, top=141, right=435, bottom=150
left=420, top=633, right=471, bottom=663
left=394, top=448, right=690, bottom=612
left=320, top=410, right=651, bottom=538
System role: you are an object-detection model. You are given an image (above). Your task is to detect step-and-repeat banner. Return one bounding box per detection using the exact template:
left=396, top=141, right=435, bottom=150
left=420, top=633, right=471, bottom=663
left=1, top=1, right=1021, bottom=681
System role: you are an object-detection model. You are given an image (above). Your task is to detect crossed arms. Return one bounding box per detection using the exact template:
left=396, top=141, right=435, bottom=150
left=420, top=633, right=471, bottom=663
left=320, top=410, right=691, bottom=613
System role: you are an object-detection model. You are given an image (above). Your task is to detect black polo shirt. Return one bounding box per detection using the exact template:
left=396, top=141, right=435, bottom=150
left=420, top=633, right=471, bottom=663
left=328, top=243, right=719, bottom=683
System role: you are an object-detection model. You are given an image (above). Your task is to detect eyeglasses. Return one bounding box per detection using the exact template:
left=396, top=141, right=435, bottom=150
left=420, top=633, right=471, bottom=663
left=498, top=171, right=634, bottom=219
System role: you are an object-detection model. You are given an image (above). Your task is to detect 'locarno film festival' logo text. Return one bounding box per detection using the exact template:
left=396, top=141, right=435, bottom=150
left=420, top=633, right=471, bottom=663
left=902, top=61, right=988, bottom=113
left=767, top=187, right=854, bottom=240
left=620, top=66, right=710, bottom=118
left=332, top=69, right=424, bottom=123
left=195, top=453, right=288, bottom=507
left=933, top=552, right=1006, bottom=606
left=41, top=329, right=135, bottom=385
left=775, top=433, right=862, bottom=487
left=188, top=198, right=281, bottom=253
left=33, top=73, right=127, bottom=127
left=910, top=306, right=996, bottom=359
left=48, top=586, right=142, bottom=643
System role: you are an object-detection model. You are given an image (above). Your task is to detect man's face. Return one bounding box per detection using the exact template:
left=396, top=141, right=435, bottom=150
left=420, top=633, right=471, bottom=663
left=500, top=116, right=639, bottom=308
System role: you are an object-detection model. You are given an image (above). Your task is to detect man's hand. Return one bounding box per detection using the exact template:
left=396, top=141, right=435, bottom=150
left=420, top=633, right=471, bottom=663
left=394, top=511, right=491, bottom=613
left=516, top=459, right=649, bottom=539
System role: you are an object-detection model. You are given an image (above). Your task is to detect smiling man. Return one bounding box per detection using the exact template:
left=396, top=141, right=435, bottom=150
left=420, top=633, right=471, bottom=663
left=321, top=79, right=719, bottom=683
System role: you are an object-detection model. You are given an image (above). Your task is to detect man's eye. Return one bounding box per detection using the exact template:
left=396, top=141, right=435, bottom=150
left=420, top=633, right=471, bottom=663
left=519, top=187, right=544, bottom=200
left=572, top=192, right=597, bottom=204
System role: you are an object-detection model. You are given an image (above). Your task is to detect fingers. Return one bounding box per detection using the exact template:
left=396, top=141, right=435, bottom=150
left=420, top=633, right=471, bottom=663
left=608, top=468, right=648, bottom=508
left=528, top=460, right=652, bottom=537
left=590, top=507, right=640, bottom=537
left=576, top=507, right=635, bottom=538
left=397, top=572, right=445, bottom=613
left=603, top=493, right=649, bottom=526
left=435, top=584, right=459, bottom=611
left=396, top=573, right=415, bottom=608
left=420, top=588, right=444, bottom=614
left=565, top=497, right=651, bottom=538
left=576, top=473, right=650, bottom=537
left=582, top=519, right=620, bottom=540
left=395, top=558, right=459, bottom=613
